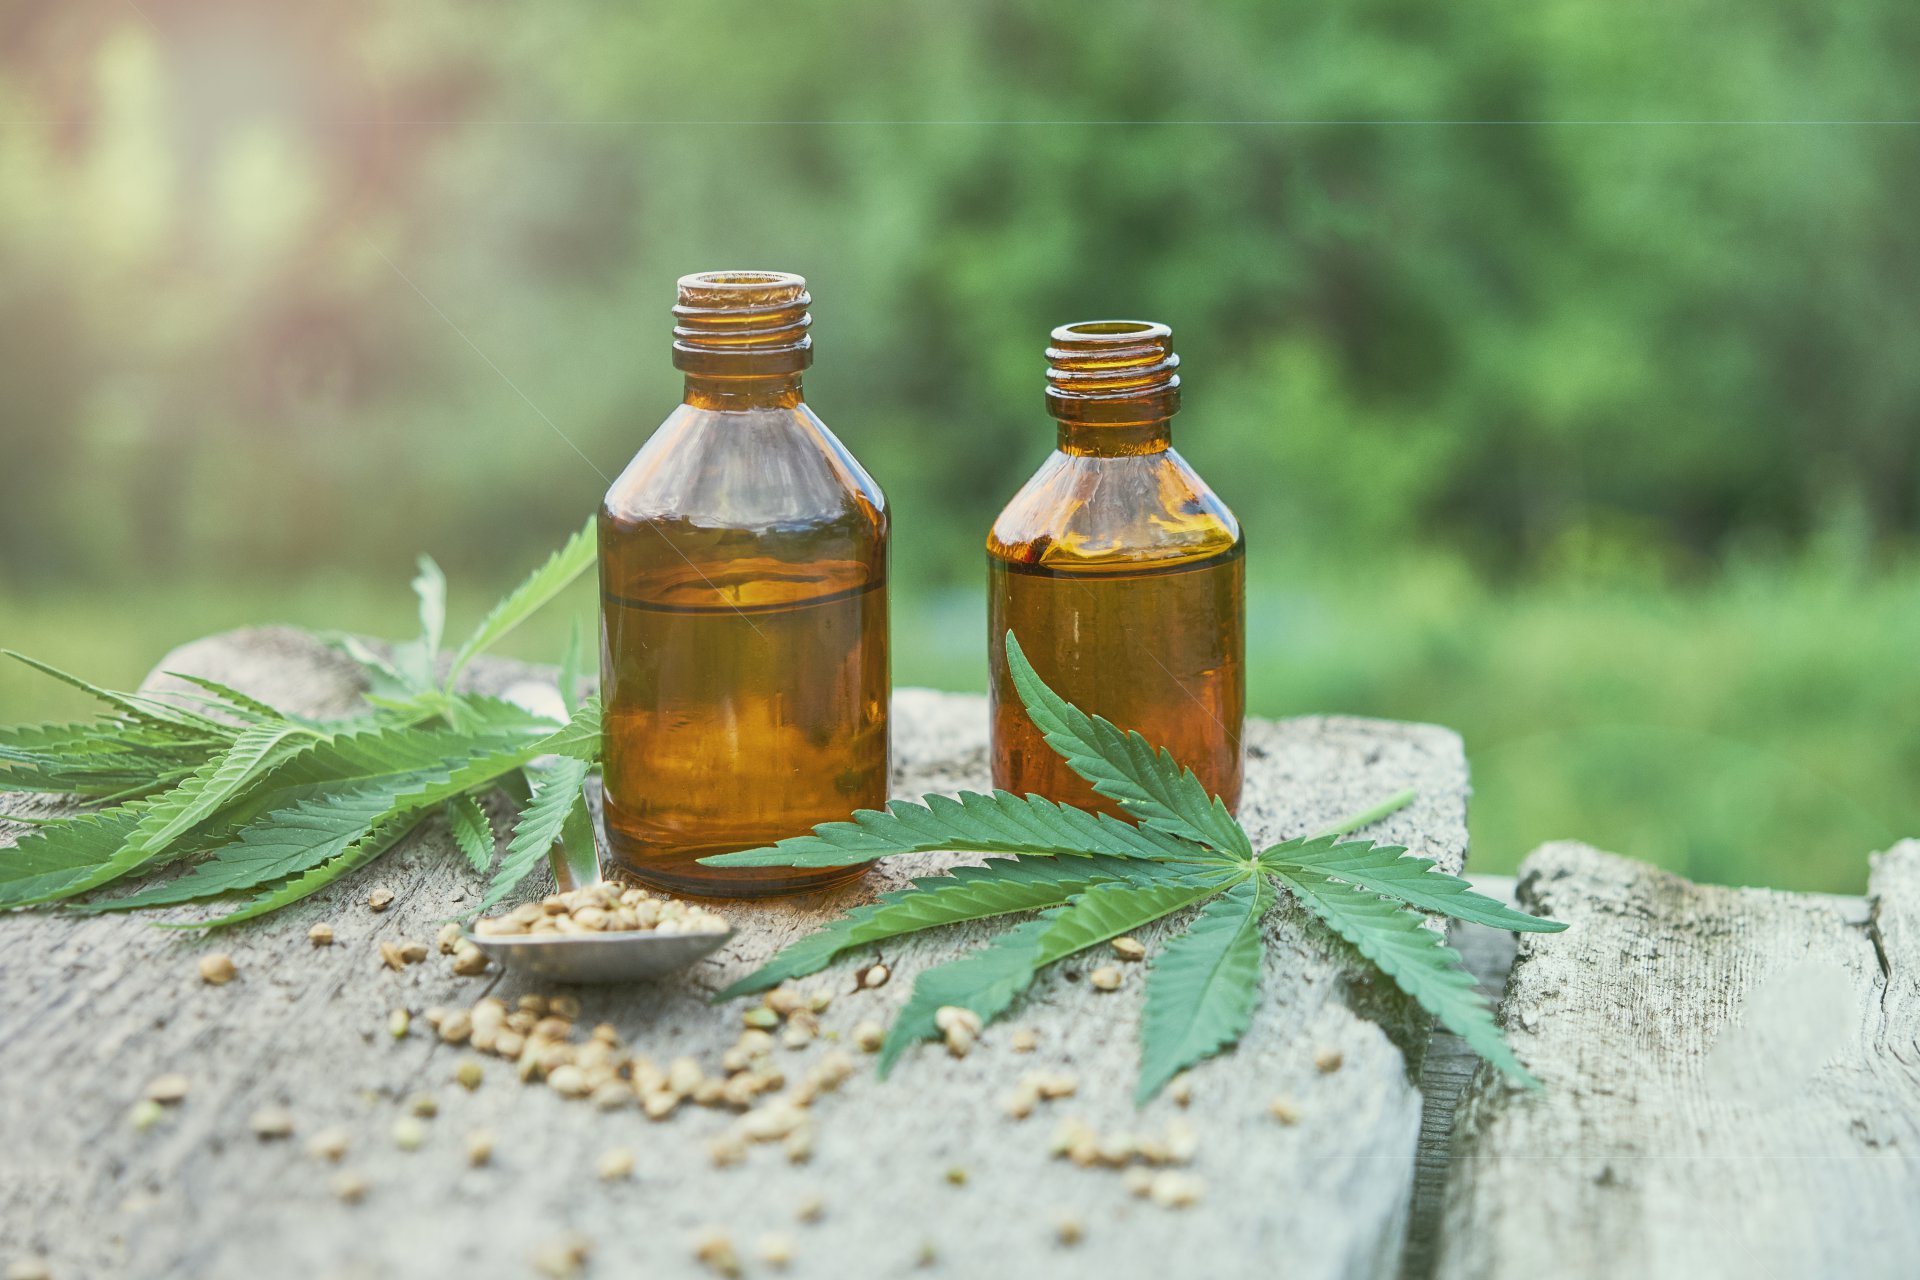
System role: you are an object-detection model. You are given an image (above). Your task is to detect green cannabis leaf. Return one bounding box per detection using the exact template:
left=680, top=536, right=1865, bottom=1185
left=0, top=517, right=602, bottom=927
left=708, top=630, right=1567, bottom=1100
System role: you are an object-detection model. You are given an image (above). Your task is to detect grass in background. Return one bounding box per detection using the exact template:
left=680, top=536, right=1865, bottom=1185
left=5, top=551, right=1913, bottom=896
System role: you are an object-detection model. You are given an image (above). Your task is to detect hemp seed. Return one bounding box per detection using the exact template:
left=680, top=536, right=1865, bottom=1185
left=391, top=1116, right=425, bottom=1151
left=465, top=1128, right=494, bottom=1166
left=1111, top=935, right=1147, bottom=961
left=596, top=1146, right=635, bottom=1181
left=1268, top=1096, right=1301, bottom=1125
left=693, top=1228, right=741, bottom=1278
left=757, top=1232, right=796, bottom=1268
left=248, top=1106, right=295, bottom=1139
left=198, top=952, right=236, bottom=985
left=330, top=1171, right=370, bottom=1204
left=143, top=1073, right=190, bottom=1105
left=307, top=1127, right=350, bottom=1162
left=367, top=887, right=394, bottom=912
left=1088, top=965, right=1123, bottom=991
left=1314, top=1047, right=1344, bottom=1073
left=308, top=922, right=334, bottom=946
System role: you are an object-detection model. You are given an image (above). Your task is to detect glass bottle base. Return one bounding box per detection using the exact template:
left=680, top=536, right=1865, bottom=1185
left=604, top=832, right=869, bottom=900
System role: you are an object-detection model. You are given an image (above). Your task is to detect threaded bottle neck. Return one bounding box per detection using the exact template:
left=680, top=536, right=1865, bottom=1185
left=672, top=270, right=813, bottom=377
left=1045, top=320, right=1180, bottom=454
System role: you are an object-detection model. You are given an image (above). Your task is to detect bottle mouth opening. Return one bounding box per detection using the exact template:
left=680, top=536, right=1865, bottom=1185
left=1047, top=318, right=1180, bottom=405
left=673, top=269, right=812, bottom=373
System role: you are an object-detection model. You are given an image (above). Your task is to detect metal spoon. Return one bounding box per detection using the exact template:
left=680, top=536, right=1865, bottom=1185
left=460, top=682, right=734, bottom=985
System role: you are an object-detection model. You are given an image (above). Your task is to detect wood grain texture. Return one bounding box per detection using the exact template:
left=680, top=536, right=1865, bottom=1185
left=1, top=628, right=1472, bottom=1280
left=1434, top=840, right=1920, bottom=1280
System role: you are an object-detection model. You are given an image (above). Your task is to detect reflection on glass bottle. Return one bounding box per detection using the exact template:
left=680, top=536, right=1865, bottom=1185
left=988, top=321, right=1244, bottom=816
left=599, top=272, right=889, bottom=897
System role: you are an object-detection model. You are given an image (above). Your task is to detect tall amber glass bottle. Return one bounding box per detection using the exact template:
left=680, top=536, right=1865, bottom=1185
left=987, top=321, right=1244, bottom=815
left=599, top=271, right=889, bottom=897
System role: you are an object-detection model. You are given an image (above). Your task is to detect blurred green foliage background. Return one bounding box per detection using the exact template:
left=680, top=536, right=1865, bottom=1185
left=1, top=2, right=1914, bottom=892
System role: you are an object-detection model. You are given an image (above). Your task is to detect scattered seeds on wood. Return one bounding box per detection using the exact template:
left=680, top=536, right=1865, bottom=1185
left=378, top=942, right=406, bottom=972
left=1269, top=1096, right=1300, bottom=1125
left=144, top=1073, right=190, bottom=1105
left=388, top=1008, right=411, bottom=1040
left=454, top=1058, right=485, bottom=1091
left=307, top=1127, right=350, bottom=1163
left=436, top=922, right=462, bottom=955
left=852, top=1021, right=885, bottom=1053
left=248, top=1106, right=295, bottom=1139
left=436, top=1010, right=473, bottom=1045
left=397, top=940, right=429, bottom=964
left=859, top=963, right=890, bottom=990
left=407, top=1093, right=438, bottom=1118
left=308, top=923, right=334, bottom=947
left=450, top=943, right=489, bottom=976
left=198, top=952, right=236, bottom=985
left=330, top=1171, right=369, bottom=1204
left=130, top=1099, right=165, bottom=1132
left=1111, top=936, right=1147, bottom=962
left=757, top=1232, right=796, bottom=1268
left=1089, top=965, right=1123, bottom=991
left=1009, top=1027, right=1038, bottom=1053
left=367, top=888, right=394, bottom=912
left=596, top=1146, right=635, bottom=1181
left=465, top=1128, right=494, bottom=1167
left=741, top=1006, right=778, bottom=1030
left=391, top=1116, right=425, bottom=1151
left=1314, top=1047, right=1344, bottom=1073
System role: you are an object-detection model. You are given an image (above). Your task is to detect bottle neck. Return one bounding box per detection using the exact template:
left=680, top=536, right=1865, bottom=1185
left=1056, top=416, right=1171, bottom=456
left=682, top=373, right=804, bottom=412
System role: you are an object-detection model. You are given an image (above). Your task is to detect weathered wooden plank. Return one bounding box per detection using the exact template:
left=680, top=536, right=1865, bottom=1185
left=1, top=628, right=1472, bottom=1280
left=1434, top=841, right=1920, bottom=1280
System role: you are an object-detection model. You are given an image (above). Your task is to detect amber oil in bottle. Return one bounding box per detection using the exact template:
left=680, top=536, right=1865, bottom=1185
left=987, top=320, right=1244, bottom=816
left=599, top=272, right=889, bottom=897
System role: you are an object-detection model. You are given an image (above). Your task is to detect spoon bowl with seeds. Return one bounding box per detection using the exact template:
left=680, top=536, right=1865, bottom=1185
left=462, top=682, right=734, bottom=984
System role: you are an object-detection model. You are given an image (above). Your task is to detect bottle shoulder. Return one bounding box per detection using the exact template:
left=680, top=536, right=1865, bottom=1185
left=602, top=401, right=886, bottom=533
left=985, top=447, right=1240, bottom=571
left=600, top=401, right=886, bottom=610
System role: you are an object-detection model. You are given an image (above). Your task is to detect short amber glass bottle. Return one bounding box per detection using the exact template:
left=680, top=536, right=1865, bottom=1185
left=598, top=271, right=889, bottom=897
left=987, top=320, right=1244, bottom=815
